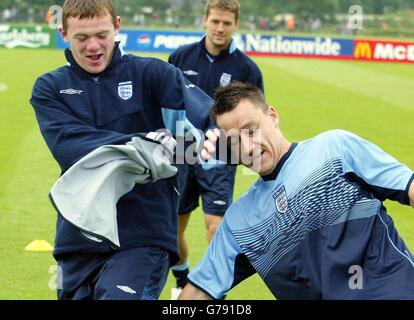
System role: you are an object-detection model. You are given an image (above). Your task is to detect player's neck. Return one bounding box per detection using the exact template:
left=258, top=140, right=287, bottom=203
left=204, top=40, right=230, bottom=57
left=278, top=138, right=292, bottom=164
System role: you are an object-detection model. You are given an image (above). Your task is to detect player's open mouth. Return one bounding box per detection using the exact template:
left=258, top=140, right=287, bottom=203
left=87, top=54, right=103, bottom=62
left=251, top=149, right=265, bottom=161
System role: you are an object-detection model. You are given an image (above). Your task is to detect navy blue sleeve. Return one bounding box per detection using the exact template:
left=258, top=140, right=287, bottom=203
left=230, top=253, right=256, bottom=290
left=30, top=76, right=134, bottom=172
left=249, top=67, right=264, bottom=94
left=255, top=70, right=264, bottom=93
left=146, top=61, right=215, bottom=135
left=244, top=59, right=264, bottom=94
left=167, top=51, right=175, bottom=65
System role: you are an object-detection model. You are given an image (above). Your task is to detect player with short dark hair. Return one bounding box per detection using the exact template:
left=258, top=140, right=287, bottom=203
left=179, top=82, right=414, bottom=299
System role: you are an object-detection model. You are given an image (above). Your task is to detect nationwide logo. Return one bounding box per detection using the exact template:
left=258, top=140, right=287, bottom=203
left=0, top=25, right=50, bottom=48
left=137, top=34, right=151, bottom=46
left=354, top=40, right=414, bottom=63
left=240, top=34, right=343, bottom=56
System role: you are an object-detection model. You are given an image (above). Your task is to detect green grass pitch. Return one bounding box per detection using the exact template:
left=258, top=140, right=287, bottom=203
left=0, top=48, right=413, bottom=299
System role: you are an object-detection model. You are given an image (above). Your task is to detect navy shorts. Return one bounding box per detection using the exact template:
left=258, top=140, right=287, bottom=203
left=177, top=164, right=236, bottom=216
left=57, top=247, right=169, bottom=300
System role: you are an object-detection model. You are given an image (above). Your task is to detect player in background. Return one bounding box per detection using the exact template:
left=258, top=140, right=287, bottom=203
left=168, top=0, right=263, bottom=297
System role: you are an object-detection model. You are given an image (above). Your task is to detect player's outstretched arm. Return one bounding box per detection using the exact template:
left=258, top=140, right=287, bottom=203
left=178, top=283, right=213, bottom=300
left=409, top=179, right=414, bottom=208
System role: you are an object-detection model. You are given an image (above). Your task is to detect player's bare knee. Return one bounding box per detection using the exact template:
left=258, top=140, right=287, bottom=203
left=209, top=222, right=219, bottom=235
left=206, top=222, right=220, bottom=242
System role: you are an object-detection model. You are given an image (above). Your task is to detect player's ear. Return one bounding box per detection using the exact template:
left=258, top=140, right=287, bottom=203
left=267, top=106, right=279, bottom=128
left=58, top=25, right=68, bottom=42
left=114, top=16, right=121, bottom=35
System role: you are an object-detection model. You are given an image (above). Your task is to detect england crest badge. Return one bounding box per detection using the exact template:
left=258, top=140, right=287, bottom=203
left=219, top=73, right=232, bottom=86
left=118, top=81, right=133, bottom=100
left=273, top=186, right=288, bottom=214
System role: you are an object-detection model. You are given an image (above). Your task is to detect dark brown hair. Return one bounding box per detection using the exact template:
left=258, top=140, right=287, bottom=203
left=211, top=81, right=267, bottom=122
left=62, top=0, right=117, bottom=31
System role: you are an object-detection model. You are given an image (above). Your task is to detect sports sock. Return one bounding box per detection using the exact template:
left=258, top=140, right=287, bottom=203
left=171, top=261, right=190, bottom=288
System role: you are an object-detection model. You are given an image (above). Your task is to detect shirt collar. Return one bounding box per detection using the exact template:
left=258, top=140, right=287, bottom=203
left=261, top=143, right=298, bottom=181
left=65, top=41, right=123, bottom=78
left=199, top=36, right=236, bottom=62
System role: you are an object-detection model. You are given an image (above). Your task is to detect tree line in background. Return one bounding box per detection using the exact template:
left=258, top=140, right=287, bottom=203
left=2, top=0, right=414, bottom=17
left=1, top=0, right=414, bottom=37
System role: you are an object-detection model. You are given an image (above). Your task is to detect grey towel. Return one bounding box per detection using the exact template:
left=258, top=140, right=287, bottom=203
left=50, top=133, right=177, bottom=248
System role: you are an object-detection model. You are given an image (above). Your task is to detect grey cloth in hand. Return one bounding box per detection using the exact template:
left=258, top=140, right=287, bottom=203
left=49, top=133, right=177, bottom=248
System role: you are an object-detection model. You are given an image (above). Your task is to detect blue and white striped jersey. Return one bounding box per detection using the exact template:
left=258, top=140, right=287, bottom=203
left=189, top=130, right=414, bottom=299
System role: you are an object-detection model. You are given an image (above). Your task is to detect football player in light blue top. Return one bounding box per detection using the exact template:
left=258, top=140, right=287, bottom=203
left=179, top=81, right=414, bottom=300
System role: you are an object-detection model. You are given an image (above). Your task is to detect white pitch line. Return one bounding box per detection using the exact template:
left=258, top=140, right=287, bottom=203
left=0, top=83, right=8, bottom=93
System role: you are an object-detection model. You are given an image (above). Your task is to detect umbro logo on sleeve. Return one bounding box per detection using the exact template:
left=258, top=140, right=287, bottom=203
left=183, top=70, right=198, bottom=76
left=59, top=89, right=83, bottom=95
